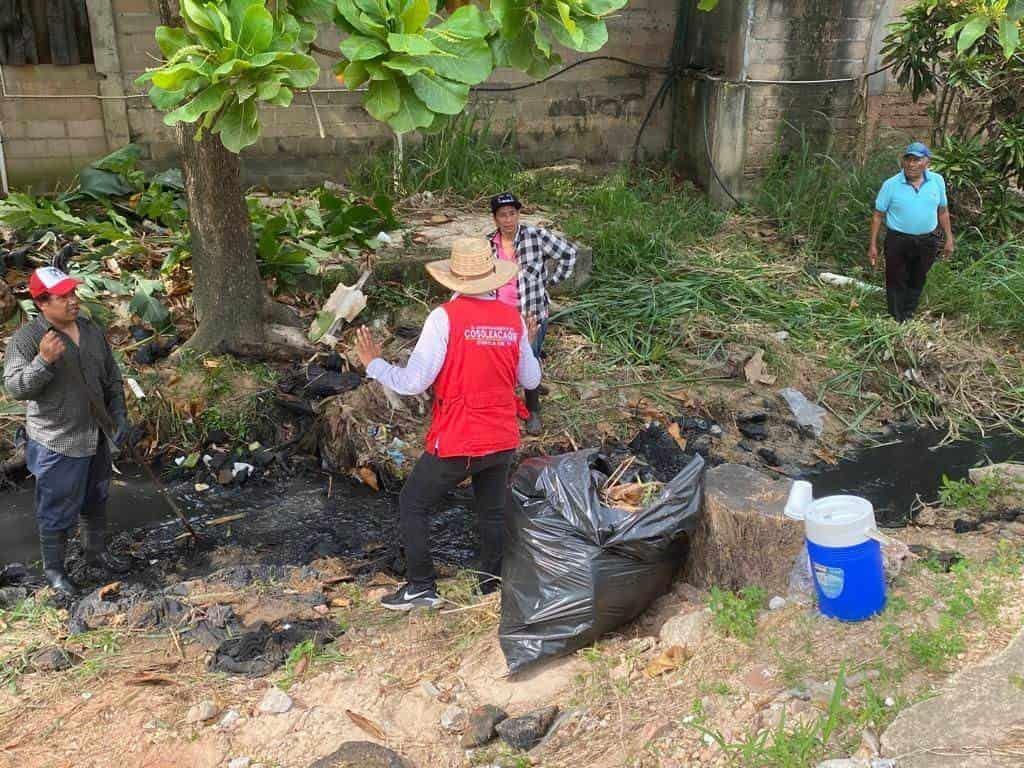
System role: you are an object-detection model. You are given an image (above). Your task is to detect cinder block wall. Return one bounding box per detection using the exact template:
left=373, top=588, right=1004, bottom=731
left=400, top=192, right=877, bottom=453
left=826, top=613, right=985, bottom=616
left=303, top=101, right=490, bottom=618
left=2, top=0, right=676, bottom=191
left=0, top=65, right=109, bottom=188
left=676, top=0, right=933, bottom=204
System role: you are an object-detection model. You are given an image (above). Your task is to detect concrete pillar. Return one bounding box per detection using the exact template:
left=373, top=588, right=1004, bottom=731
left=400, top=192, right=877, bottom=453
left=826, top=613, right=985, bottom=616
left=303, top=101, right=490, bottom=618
left=85, top=0, right=131, bottom=150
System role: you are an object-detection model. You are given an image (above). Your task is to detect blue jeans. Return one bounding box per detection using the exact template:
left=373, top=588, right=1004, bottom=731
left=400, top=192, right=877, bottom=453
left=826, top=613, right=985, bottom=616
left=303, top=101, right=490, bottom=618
left=25, top=438, right=111, bottom=533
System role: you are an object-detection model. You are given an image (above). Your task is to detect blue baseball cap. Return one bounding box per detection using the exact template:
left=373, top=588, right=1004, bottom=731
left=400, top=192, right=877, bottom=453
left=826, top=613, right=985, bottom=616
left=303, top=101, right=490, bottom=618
left=904, top=142, right=931, bottom=158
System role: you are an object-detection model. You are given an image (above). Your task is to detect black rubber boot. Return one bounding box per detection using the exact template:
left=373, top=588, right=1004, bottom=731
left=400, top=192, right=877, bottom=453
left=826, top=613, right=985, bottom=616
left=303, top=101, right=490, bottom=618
left=80, top=508, right=131, bottom=574
left=886, top=288, right=907, bottom=322
left=904, top=288, right=924, bottom=320
left=524, top=387, right=543, bottom=435
left=39, top=529, right=78, bottom=596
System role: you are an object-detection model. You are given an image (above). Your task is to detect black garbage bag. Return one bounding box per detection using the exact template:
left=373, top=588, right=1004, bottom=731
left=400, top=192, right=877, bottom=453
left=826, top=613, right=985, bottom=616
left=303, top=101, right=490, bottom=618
left=499, top=449, right=705, bottom=673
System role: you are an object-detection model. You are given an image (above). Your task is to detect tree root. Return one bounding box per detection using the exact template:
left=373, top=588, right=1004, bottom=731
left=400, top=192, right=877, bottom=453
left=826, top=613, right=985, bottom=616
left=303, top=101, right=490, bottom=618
left=174, top=322, right=315, bottom=362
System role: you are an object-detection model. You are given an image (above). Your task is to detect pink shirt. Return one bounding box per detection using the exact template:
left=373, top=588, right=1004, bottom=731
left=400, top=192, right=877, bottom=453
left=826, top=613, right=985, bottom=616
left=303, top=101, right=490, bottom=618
left=492, top=232, right=519, bottom=308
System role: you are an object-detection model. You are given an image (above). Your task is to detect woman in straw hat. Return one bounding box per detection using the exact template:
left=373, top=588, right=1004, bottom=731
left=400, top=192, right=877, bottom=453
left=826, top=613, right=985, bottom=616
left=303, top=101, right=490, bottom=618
left=355, top=237, right=541, bottom=611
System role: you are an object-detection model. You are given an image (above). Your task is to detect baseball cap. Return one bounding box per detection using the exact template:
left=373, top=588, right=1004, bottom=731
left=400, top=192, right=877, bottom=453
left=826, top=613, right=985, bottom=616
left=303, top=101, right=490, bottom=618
left=904, top=142, right=931, bottom=158
left=29, top=266, right=82, bottom=299
left=490, top=192, right=522, bottom=214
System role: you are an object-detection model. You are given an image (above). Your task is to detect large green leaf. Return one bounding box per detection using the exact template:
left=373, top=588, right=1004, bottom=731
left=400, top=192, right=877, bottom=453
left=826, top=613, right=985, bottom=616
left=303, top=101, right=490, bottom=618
left=957, top=14, right=990, bottom=54
left=268, top=86, right=294, bottom=107
left=387, top=33, right=441, bottom=55
left=387, top=82, right=434, bottom=133
left=490, top=0, right=526, bottom=34
left=365, top=77, right=401, bottom=120
left=148, top=85, right=190, bottom=110
left=289, top=0, right=337, bottom=23
left=216, top=98, right=260, bottom=152
left=340, top=34, right=389, bottom=60
left=78, top=168, right=134, bottom=199
left=228, top=0, right=264, bottom=32
left=92, top=143, right=143, bottom=174
left=1010, top=0, right=1024, bottom=22
left=236, top=2, right=275, bottom=53
left=151, top=61, right=210, bottom=90
left=581, top=0, right=627, bottom=14
left=163, top=82, right=231, bottom=125
left=336, top=0, right=385, bottom=37
left=436, top=4, right=490, bottom=38
left=999, top=17, right=1020, bottom=58
left=408, top=71, right=469, bottom=114
left=130, top=282, right=171, bottom=327
left=415, top=35, right=493, bottom=83
left=400, top=0, right=431, bottom=33
left=381, top=55, right=429, bottom=75
left=155, top=26, right=191, bottom=57
left=343, top=60, right=371, bottom=87
left=277, top=53, right=321, bottom=87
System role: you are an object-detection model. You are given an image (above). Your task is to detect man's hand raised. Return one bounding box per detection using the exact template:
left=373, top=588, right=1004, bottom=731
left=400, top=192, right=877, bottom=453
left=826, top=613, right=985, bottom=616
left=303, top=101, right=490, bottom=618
left=355, top=326, right=382, bottom=368
left=39, top=330, right=66, bottom=365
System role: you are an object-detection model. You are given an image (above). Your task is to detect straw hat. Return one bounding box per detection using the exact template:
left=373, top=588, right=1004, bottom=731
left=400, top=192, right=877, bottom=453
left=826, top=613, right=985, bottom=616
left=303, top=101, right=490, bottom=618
left=425, top=237, right=517, bottom=295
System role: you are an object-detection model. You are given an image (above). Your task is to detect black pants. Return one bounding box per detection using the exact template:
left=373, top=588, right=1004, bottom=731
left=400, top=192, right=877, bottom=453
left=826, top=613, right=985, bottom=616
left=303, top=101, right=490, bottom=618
left=884, top=230, right=940, bottom=321
left=398, top=449, right=514, bottom=591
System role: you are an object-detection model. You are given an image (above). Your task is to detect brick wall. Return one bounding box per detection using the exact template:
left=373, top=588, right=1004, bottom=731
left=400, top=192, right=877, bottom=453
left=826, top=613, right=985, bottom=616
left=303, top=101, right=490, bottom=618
left=2, top=0, right=676, bottom=190
left=0, top=65, right=109, bottom=189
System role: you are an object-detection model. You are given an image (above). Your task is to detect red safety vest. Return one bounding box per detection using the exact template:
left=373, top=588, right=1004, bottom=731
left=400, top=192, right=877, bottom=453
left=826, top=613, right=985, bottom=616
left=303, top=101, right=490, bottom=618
left=424, top=296, right=523, bottom=458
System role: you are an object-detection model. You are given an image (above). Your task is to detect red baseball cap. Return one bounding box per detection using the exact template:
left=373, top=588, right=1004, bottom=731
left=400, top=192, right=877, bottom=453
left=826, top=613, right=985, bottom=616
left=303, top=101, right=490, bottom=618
left=29, top=267, right=82, bottom=299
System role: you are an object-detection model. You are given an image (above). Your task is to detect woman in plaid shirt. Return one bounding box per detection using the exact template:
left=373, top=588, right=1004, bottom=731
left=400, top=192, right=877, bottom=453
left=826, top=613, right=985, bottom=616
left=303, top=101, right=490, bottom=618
left=488, top=192, right=577, bottom=436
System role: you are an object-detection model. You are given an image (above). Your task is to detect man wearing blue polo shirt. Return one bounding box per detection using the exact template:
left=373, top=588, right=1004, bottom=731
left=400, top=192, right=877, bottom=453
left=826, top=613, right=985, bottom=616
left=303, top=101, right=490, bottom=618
left=868, top=142, right=955, bottom=321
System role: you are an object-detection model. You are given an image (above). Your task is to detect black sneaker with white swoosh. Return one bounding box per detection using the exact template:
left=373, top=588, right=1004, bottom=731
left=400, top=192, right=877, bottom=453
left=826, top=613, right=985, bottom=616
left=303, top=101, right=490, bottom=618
left=380, top=583, right=443, bottom=611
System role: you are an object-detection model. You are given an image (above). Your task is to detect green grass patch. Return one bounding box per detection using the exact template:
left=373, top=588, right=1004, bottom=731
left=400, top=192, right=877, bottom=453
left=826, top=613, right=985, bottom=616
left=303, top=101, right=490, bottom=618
left=709, top=586, right=766, bottom=642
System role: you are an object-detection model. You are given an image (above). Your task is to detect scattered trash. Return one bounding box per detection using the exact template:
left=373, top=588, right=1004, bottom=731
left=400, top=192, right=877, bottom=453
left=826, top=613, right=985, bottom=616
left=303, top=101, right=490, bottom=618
left=744, top=349, right=777, bottom=385
left=818, top=272, right=884, bottom=293
left=779, top=388, right=827, bottom=439
left=643, top=645, right=690, bottom=678
left=768, top=596, right=787, bottom=610
left=126, top=378, right=146, bottom=399
left=309, top=270, right=371, bottom=343
left=495, top=706, right=559, bottom=751
left=500, top=450, right=705, bottom=672
left=208, top=619, right=340, bottom=677
left=771, top=330, right=790, bottom=342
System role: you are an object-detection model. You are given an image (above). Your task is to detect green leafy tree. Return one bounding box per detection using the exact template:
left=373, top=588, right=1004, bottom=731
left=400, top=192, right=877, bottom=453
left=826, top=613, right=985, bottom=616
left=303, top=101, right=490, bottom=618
left=882, top=0, right=1024, bottom=232
left=144, top=0, right=628, bottom=355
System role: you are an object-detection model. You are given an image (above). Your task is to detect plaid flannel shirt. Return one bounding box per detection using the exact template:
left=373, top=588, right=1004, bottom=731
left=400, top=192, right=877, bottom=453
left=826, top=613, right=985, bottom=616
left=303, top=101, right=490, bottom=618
left=2, top=314, right=126, bottom=458
left=489, top=224, right=577, bottom=321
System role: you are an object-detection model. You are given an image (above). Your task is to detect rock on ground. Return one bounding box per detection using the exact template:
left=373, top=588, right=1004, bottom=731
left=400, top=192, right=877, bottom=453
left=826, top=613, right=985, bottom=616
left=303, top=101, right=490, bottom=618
left=657, top=608, right=711, bottom=652
left=968, top=462, right=1024, bottom=507
left=307, top=741, right=414, bottom=768
left=495, top=706, right=559, bottom=751
left=186, top=700, right=220, bottom=724
left=881, top=623, right=1024, bottom=767
left=228, top=758, right=252, bottom=768
left=439, top=704, right=466, bottom=733
left=460, top=705, right=508, bottom=748
left=258, top=687, right=293, bottom=715
left=29, top=646, right=75, bottom=672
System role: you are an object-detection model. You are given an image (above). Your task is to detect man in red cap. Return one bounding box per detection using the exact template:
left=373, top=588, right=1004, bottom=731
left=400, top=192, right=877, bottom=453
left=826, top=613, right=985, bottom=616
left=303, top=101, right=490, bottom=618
left=3, top=266, right=131, bottom=595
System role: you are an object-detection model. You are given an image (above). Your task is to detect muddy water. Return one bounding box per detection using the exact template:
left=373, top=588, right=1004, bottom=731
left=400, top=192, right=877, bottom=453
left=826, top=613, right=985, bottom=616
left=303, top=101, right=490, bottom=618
left=0, top=468, right=481, bottom=576
left=0, top=466, right=172, bottom=564
left=805, top=428, right=1024, bottom=526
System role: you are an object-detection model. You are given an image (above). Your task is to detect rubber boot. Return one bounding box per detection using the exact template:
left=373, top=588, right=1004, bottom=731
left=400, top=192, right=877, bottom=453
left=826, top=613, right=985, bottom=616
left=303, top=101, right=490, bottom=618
left=80, top=507, right=131, bottom=574
left=39, top=529, right=78, bottom=597
left=524, top=387, right=543, bottom=436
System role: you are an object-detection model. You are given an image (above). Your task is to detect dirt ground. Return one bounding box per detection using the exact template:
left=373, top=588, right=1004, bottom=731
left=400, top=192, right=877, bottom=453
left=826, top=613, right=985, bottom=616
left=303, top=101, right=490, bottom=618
left=1, top=516, right=1021, bottom=768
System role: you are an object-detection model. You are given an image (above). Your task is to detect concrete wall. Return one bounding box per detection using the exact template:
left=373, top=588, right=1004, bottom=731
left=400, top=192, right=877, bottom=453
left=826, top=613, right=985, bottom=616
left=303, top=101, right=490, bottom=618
left=1, top=0, right=676, bottom=190
left=0, top=65, right=110, bottom=188
left=676, top=0, right=933, bottom=204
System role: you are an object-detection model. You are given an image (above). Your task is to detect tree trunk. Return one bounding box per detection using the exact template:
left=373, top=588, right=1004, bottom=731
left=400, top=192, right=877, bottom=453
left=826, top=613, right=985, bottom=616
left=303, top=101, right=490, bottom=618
left=158, top=0, right=310, bottom=360
left=176, top=124, right=267, bottom=354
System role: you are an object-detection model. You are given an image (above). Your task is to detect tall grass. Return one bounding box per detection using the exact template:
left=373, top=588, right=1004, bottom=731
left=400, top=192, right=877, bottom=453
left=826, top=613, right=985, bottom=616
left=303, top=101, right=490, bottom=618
left=351, top=111, right=521, bottom=200
left=756, top=130, right=898, bottom=268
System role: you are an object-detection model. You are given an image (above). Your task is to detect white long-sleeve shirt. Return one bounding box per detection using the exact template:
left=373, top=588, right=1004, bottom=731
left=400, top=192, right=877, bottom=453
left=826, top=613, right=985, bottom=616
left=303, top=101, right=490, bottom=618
left=366, top=295, right=541, bottom=395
